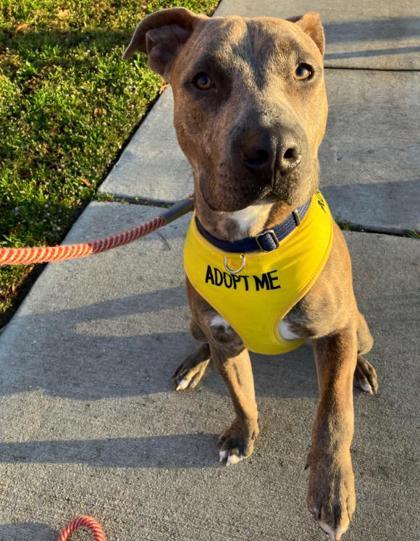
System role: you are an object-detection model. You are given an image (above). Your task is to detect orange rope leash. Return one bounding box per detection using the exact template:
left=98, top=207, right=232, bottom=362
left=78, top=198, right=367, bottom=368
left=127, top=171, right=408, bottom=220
left=0, top=215, right=165, bottom=266
left=59, top=515, right=106, bottom=541
left=0, top=197, right=193, bottom=267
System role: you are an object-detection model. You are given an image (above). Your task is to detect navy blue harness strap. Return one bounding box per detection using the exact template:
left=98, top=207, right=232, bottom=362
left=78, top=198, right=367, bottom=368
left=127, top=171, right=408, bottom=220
left=195, top=199, right=311, bottom=253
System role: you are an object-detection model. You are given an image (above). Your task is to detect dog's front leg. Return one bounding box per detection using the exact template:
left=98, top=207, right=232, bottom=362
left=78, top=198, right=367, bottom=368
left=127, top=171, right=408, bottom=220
left=211, top=342, right=259, bottom=465
left=308, top=325, right=358, bottom=540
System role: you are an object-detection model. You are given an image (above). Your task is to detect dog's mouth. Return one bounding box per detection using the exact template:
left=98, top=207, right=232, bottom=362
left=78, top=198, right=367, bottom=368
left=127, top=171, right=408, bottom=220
left=198, top=155, right=317, bottom=213
left=201, top=184, right=275, bottom=213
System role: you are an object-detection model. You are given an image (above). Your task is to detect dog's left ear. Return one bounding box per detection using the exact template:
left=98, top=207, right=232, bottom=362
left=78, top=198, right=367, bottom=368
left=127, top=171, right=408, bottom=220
left=123, top=8, right=206, bottom=78
left=293, top=12, right=325, bottom=56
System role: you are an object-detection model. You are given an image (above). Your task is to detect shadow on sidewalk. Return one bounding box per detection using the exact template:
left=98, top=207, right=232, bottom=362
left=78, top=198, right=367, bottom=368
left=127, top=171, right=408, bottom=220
left=326, top=45, right=420, bottom=60
left=0, top=282, right=318, bottom=401
left=0, top=434, right=220, bottom=469
left=0, top=523, right=56, bottom=541
left=322, top=180, right=420, bottom=233
left=323, top=17, right=420, bottom=43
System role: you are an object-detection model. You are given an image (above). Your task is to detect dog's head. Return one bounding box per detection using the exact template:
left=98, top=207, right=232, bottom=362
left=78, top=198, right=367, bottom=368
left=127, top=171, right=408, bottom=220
left=125, top=8, right=328, bottom=212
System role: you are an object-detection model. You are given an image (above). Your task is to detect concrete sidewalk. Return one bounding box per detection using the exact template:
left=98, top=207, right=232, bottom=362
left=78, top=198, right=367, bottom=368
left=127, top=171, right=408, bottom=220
left=0, top=1, right=419, bottom=540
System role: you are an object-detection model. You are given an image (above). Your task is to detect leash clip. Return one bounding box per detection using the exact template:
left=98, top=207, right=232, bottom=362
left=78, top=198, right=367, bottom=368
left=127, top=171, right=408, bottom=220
left=224, top=254, right=246, bottom=275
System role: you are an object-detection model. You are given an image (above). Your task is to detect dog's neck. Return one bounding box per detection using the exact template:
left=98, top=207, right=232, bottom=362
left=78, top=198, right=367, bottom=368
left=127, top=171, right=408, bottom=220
left=194, top=193, right=297, bottom=242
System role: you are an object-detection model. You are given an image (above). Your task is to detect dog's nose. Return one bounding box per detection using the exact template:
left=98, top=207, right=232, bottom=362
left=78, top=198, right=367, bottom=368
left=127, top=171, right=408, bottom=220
left=239, top=129, right=302, bottom=177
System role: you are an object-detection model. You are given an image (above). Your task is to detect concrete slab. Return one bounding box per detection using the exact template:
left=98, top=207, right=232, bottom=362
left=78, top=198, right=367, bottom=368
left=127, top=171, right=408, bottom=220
left=0, top=202, right=418, bottom=540
left=321, top=70, right=420, bottom=233
left=99, top=89, right=193, bottom=203
left=215, top=0, right=420, bottom=70
left=99, top=88, right=187, bottom=202
left=100, top=71, right=420, bottom=233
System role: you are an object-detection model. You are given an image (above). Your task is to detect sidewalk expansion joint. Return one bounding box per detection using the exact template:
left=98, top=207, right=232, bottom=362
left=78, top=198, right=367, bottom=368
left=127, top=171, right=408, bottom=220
left=95, top=193, right=419, bottom=239
left=94, top=192, right=173, bottom=208
left=338, top=221, right=419, bottom=238
left=326, top=65, right=420, bottom=73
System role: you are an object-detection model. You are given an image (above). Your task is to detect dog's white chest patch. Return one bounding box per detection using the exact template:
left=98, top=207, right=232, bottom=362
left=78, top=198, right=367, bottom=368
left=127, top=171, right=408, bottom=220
left=228, top=202, right=273, bottom=238
left=210, top=315, right=231, bottom=330
left=278, top=320, right=300, bottom=341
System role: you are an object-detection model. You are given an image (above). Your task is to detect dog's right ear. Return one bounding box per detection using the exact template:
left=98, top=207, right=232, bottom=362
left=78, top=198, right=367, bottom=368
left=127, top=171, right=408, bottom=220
left=123, top=8, right=206, bottom=78
left=291, top=12, right=325, bottom=56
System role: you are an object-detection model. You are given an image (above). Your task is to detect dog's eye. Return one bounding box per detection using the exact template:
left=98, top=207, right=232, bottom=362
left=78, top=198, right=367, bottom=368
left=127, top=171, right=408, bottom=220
left=192, top=72, right=212, bottom=90
left=295, top=63, right=314, bottom=81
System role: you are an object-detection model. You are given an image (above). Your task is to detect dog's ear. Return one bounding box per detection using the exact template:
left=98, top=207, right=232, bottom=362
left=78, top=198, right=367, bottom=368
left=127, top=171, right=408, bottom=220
left=123, top=8, right=206, bottom=78
left=292, top=12, right=325, bottom=56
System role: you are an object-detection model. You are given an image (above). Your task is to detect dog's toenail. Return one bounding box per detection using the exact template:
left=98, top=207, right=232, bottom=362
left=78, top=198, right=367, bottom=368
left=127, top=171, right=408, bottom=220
left=227, top=453, right=243, bottom=465
left=219, top=450, right=228, bottom=462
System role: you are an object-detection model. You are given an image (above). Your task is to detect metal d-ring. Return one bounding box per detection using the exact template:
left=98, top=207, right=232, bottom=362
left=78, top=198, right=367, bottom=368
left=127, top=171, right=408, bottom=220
left=224, top=254, right=246, bottom=275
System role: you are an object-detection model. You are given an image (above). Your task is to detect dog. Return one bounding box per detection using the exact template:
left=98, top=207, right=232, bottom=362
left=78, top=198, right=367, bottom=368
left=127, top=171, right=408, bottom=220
left=124, top=8, right=379, bottom=540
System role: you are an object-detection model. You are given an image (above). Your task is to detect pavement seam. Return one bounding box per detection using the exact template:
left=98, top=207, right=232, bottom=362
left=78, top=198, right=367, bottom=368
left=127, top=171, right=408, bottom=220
left=325, top=66, right=420, bottom=73
left=94, top=194, right=420, bottom=239
left=95, top=192, right=173, bottom=208
left=337, top=221, right=419, bottom=238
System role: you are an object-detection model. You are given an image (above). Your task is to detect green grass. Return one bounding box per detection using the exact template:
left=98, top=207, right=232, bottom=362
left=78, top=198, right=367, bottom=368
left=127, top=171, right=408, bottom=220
left=0, top=0, right=219, bottom=325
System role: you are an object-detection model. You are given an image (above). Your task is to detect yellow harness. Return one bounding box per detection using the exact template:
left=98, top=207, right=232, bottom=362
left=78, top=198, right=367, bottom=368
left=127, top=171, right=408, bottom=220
left=184, top=192, right=333, bottom=355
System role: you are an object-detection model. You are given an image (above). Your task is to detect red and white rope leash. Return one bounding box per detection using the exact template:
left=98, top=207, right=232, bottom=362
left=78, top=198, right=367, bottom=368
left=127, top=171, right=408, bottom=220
left=0, top=197, right=193, bottom=267
left=59, top=515, right=106, bottom=541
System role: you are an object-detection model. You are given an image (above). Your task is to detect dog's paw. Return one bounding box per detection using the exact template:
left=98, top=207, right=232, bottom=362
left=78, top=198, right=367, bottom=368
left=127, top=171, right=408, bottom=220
left=217, top=418, right=259, bottom=466
left=172, top=350, right=210, bottom=391
left=218, top=448, right=245, bottom=465
left=307, top=450, right=355, bottom=540
left=173, top=363, right=208, bottom=391
left=354, top=355, right=379, bottom=395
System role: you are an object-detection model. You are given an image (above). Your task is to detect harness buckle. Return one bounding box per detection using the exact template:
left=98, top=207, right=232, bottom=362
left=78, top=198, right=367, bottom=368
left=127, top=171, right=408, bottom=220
left=255, top=229, right=279, bottom=252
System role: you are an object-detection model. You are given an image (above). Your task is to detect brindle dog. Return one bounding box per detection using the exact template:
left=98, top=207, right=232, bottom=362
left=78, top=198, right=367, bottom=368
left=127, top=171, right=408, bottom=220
left=124, top=8, right=379, bottom=540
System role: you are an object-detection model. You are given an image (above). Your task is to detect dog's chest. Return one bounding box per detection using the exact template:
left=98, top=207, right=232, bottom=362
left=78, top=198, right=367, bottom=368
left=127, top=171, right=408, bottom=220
left=227, top=203, right=273, bottom=240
